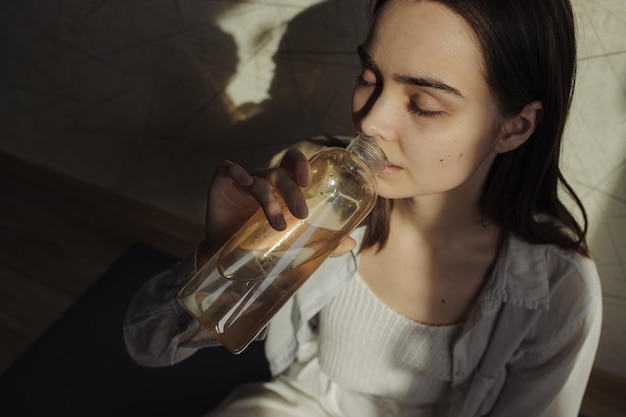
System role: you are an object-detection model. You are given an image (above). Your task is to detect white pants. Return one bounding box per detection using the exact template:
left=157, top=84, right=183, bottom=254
left=206, top=357, right=439, bottom=417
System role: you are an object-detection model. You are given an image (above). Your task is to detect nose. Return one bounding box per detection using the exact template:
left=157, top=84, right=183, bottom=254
left=353, top=87, right=398, bottom=142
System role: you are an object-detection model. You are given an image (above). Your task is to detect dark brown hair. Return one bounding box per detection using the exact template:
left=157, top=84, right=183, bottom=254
left=361, top=0, right=589, bottom=256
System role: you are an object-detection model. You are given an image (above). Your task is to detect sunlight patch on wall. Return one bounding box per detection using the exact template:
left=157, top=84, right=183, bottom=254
left=215, top=0, right=326, bottom=122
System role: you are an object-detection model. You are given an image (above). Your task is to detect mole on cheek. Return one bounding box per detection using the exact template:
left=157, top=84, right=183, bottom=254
left=459, top=152, right=464, bottom=157
left=440, top=158, right=445, bottom=162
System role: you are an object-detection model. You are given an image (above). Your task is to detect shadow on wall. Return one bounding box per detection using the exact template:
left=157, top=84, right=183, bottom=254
left=0, top=0, right=368, bottom=221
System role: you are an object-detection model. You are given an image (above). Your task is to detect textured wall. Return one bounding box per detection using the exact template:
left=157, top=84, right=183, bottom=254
left=1, top=0, right=365, bottom=221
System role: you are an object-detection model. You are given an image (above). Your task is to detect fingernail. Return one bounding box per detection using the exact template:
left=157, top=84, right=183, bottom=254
left=296, top=203, right=308, bottom=218
left=274, top=215, right=286, bottom=230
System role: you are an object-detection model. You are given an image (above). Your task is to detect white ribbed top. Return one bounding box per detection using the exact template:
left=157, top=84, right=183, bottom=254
left=318, top=274, right=462, bottom=405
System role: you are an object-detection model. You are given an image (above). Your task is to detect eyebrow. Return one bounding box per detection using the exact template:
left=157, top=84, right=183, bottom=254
left=357, top=45, right=466, bottom=99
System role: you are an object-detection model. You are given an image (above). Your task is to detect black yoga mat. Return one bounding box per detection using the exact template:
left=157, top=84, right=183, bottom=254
left=0, top=244, right=270, bottom=417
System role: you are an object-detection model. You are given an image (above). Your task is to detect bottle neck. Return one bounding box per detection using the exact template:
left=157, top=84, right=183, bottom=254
left=346, top=135, right=388, bottom=176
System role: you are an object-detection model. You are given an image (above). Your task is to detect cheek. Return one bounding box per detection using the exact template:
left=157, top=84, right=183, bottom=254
left=435, top=111, right=499, bottom=163
left=432, top=137, right=490, bottom=165
left=415, top=122, right=497, bottom=182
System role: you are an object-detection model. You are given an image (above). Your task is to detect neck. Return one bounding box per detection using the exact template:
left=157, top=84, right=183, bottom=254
left=393, top=165, right=497, bottom=247
left=396, top=196, right=483, bottom=239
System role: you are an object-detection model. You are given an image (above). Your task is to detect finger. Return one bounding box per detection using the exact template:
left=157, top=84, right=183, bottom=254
left=280, top=148, right=311, bottom=187
left=248, top=176, right=288, bottom=230
left=329, top=236, right=356, bottom=257
left=266, top=167, right=308, bottom=219
left=221, top=160, right=254, bottom=187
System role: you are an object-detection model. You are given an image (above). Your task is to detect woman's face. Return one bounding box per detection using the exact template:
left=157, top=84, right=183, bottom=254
left=353, top=0, right=503, bottom=200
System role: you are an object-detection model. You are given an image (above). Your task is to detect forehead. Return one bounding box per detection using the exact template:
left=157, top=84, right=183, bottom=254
left=367, top=0, right=487, bottom=92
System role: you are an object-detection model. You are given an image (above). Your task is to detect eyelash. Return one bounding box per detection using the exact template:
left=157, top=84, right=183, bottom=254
left=355, top=73, right=376, bottom=87
left=407, top=100, right=443, bottom=118
left=355, top=73, right=443, bottom=118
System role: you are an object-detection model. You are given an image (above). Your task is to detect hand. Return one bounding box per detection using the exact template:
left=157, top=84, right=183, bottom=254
left=198, top=148, right=310, bottom=264
left=197, top=148, right=356, bottom=268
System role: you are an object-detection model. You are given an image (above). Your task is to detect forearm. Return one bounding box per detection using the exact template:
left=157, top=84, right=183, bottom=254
left=123, top=247, right=218, bottom=367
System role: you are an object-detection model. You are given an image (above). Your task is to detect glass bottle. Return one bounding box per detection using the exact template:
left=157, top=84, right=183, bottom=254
left=177, top=134, right=387, bottom=354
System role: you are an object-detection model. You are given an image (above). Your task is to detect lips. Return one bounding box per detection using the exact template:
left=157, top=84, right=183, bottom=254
left=381, top=163, right=402, bottom=176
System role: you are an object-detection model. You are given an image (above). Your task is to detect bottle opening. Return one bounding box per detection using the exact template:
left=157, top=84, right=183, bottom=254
left=346, top=134, right=388, bottom=176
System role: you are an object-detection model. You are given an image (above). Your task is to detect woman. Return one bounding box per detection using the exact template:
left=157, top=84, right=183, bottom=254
left=124, top=0, right=601, bottom=415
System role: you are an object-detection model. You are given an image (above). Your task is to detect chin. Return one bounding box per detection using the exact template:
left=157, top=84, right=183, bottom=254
left=376, top=188, right=414, bottom=200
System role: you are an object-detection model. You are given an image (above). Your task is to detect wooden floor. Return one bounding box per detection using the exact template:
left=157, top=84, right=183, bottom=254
left=0, top=151, right=624, bottom=416
left=0, top=151, right=203, bottom=376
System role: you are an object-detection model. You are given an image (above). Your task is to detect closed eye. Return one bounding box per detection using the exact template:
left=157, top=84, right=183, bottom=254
left=408, top=100, right=444, bottom=118
left=355, top=73, right=377, bottom=87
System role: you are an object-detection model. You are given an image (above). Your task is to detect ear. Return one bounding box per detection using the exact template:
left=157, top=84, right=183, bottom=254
left=494, top=101, right=543, bottom=153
